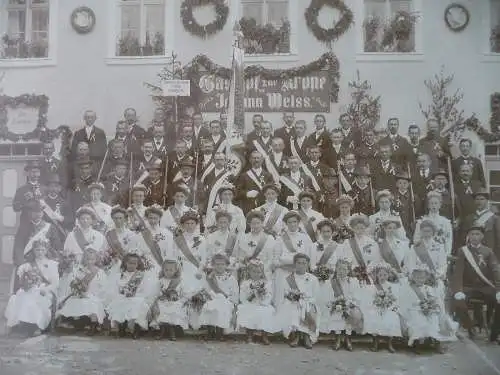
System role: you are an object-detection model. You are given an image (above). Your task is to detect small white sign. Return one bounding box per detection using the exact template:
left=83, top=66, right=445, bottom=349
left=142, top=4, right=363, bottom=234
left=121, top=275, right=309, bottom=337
left=161, top=80, right=191, bottom=97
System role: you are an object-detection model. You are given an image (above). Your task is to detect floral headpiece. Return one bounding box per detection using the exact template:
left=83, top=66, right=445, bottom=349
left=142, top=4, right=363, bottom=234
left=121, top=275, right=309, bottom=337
left=25, top=239, right=50, bottom=255
left=427, top=190, right=442, bottom=201
left=335, top=258, right=352, bottom=270
left=375, top=189, right=393, bottom=202
left=368, top=262, right=397, bottom=281
left=180, top=210, right=200, bottom=224
left=145, top=204, right=164, bottom=218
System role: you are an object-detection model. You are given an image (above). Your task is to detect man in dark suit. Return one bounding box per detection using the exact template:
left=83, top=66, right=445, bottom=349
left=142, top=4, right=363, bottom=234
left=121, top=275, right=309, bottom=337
left=179, top=124, right=196, bottom=155
left=167, top=139, right=194, bottom=184
left=370, top=141, right=400, bottom=191
left=124, top=107, right=146, bottom=146
left=430, top=169, right=457, bottom=220
left=307, top=114, right=333, bottom=166
left=407, top=124, right=423, bottom=164
left=419, top=118, right=451, bottom=170
left=412, top=152, right=435, bottom=199
left=246, top=120, right=273, bottom=159
left=338, top=152, right=357, bottom=194
left=101, top=139, right=129, bottom=178
left=143, top=160, right=166, bottom=207
left=103, top=160, right=129, bottom=206
left=273, top=111, right=295, bottom=156
left=71, top=110, right=107, bottom=162
left=304, top=145, right=330, bottom=186
left=329, top=128, right=350, bottom=168
left=134, top=138, right=162, bottom=182
left=287, top=119, right=311, bottom=162
left=168, top=161, right=199, bottom=207
left=452, top=138, right=486, bottom=186
left=40, top=140, right=63, bottom=186
left=279, top=155, right=313, bottom=209
left=235, top=150, right=274, bottom=214
left=382, top=117, right=412, bottom=166
left=113, top=120, right=140, bottom=156
left=206, top=120, right=227, bottom=154
left=357, top=128, right=378, bottom=164
left=393, top=172, right=420, bottom=238
left=245, top=114, right=264, bottom=143
left=454, top=163, right=484, bottom=220
left=197, top=139, right=215, bottom=181
left=337, top=113, right=360, bottom=150
left=348, top=166, right=375, bottom=216
left=268, top=137, right=288, bottom=175
left=192, top=112, right=211, bottom=146
left=151, top=124, right=168, bottom=159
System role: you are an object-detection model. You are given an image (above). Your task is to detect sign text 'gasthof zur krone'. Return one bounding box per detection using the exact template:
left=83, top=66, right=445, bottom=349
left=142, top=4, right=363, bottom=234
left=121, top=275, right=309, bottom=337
left=198, top=71, right=331, bottom=113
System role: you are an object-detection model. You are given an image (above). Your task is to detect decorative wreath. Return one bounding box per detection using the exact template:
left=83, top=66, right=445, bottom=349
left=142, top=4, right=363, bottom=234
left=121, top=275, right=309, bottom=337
left=180, top=0, right=229, bottom=39
left=304, top=0, right=354, bottom=44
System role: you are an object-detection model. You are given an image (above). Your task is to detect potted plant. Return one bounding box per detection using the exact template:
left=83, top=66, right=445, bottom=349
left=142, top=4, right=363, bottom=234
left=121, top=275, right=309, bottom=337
left=152, top=32, right=164, bottom=55
left=363, top=17, right=380, bottom=52
left=142, top=33, right=153, bottom=56
left=2, top=34, right=19, bottom=58
left=29, top=39, right=48, bottom=58
left=278, top=20, right=290, bottom=53
left=491, top=25, right=500, bottom=53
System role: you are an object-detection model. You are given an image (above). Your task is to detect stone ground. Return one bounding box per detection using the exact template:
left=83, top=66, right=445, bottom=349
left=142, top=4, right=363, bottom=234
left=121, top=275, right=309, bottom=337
left=1, top=269, right=499, bottom=375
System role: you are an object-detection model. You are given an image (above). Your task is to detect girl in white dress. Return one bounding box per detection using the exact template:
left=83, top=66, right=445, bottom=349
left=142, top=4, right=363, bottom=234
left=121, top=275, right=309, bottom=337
left=274, top=211, right=313, bottom=306
left=203, top=210, right=239, bottom=276
left=378, top=216, right=410, bottom=274
left=275, top=253, right=320, bottom=349
left=332, top=195, right=354, bottom=242
left=362, top=263, right=402, bottom=353
left=5, top=239, right=59, bottom=336
left=107, top=253, right=151, bottom=339
left=255, top=184, right=288, bottom=237
left=237, top=259, right=277, bottom=344
left=236, top=210, right=276, bottom=280
left=414, top=191, right=454, bottom=257
left=161, top=186, right=199, bottom=233
left=323, top=259, right=364, bottom=351
left=205, top=185, right=246, bottom=234
left=399, top=267, right=457, bottom=353
left=88, top=182, right=113, bottom=233
left=168, top=211, right=207, bottom=292
left=56, top=249, right=108, bottom=335
left=62, top=206, right=107, bottom=273
left=369, top=190, right=407, bottom=241
left=128, top=184, right=147, bottom=231
left=297, top=191, right=325, bottom=242
left=152, top=259, right=190, bottom=340
left=199, top=254, right=239, bottom=340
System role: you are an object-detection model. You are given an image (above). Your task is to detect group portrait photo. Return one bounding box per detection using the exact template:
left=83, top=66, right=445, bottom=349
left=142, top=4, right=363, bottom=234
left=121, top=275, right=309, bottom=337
left=1, top=0, right=500, bottom=374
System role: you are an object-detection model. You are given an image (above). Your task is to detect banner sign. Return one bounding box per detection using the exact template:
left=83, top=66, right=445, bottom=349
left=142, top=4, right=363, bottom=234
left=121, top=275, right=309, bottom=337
left=197, top=71, right=331, bottom=113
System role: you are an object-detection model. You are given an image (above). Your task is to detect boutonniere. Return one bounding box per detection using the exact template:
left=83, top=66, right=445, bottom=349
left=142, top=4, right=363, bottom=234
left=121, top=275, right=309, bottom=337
left=478, top=254, right=486, bottom=267
left=393, top=144, right=399, bottom=151
left=154, top=233, right=166, bottom=242
left=433, top=142, right=441, bottom=151
left=193, top=236, right=201, bottom=248
left=214, top=240, right=222, bottom=247
left=248, top=241, right=257, bottom=248
left=260, top=207, right=267, bottom=214
left=297, top=240, right=303, bottom=248
left=90, top=134, right=96, bottom=143
left=363, top=244, right=372, bottom=254
left=305, top=275, right=310, bottom=282
left=309, top=217, right=316, bottom=222
left=317, top=243, right=324, bottom=252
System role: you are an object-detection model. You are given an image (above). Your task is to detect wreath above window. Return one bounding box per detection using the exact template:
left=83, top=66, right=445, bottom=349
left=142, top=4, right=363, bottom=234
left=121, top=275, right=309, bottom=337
left=180, top=0, right=229, bottom=39
left=304, top=0, right=354, bottom=45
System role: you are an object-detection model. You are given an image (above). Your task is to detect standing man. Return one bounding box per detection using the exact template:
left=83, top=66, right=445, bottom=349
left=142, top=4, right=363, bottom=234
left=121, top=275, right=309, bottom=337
left=382, top=117, right=412, bottom=165
left=407, top=124, right=423, bottom=164
left=208, top=120, right=227, bottom=154
left=454, top=164, right=483, bottom=220
left=357, top=128, right=378, bottom=164
left=192, top=112, right=210, bottom=146
left=71, top=110, right=107, bottom=163
left=246, top=120, right=273, bottom=158
left=246, top=114, right=263, bottom=143
left=274, top=112, right=295, bottom=155
left=268, top=137, right=288, bottom=175
left=419, top=119, right=451, bottom=170
left=124, top=107, right=146, bottom=145
left=370, top=141, right=399, bottom=191
left=307, top=114, right=333, bottom=166
left=40, top=141, right=63, bottom=186
left=288, top=120, right=311, bottom=163
left=151, top=124, right=168, bottom=159
left=337, top=114, right=359, bottom=150
left=452, top=138, right=486, bottom=186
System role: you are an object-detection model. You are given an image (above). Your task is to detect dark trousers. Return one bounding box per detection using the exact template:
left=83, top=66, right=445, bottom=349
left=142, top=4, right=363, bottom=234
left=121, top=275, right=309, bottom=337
left=453, top=289, right=500, bottom=338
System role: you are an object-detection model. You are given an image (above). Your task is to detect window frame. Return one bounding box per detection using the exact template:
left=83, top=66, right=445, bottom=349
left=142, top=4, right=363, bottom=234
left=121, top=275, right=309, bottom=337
left=483, top=0, right=500, bottom=62
left=238, top=0, right=299, bottom=63
left=356, top=0, right=424, bottom=62
left=106, top=0, right=174, bottom=65
left=0, top=0, right=58, bottom=67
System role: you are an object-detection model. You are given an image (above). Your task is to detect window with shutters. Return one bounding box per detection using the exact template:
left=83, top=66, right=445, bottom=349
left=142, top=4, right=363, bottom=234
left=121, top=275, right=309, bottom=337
left=363, top=0, right=419, bottom=53
left=0, top=0, right=57, bottom=64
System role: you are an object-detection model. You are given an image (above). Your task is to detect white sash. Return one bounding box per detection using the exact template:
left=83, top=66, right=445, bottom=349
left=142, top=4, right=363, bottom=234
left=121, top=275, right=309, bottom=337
left=200, top=162, right=215, bottom=184
left=207, top=170, right=232, bottom=210
left=253, top=140, right=280, bottom=183
left=290, top=141, right=321, bottom=191
left=279, top=175, right=302, bottom=196
left=135, top=170, right=149, bottom=186
left=338, top=169, right=352, bottom=193
left=246, top=169, right=263, bottom=191
left=461, top=246, right=496, bottom=289
left=216, top=138, right=227, bottom=154
left=475, top=210, right=495, bottom=227
left=41, top=200, right=63, bottom=222
left=23, top=222, right=51, bottom=255
left=173, top=171, right=183, bottom=182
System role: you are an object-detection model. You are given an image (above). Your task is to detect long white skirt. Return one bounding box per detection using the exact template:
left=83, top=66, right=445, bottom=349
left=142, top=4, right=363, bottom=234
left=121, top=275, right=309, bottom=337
left=275, top=299, right=320, bottom=343
left=363, top=307, right=402, bottom=337
left=107, top=295, right=150, bottom=329
left=403, top=308, right=458, bottom=345
left=237, top=303, right=278, bottom=333
left=57, top=295, right=106, bottom=324
left=5, top=289, right=53, bottom=330
left=157, top=300, right=189, bottom=329
left=198, top=295, right=234, bottom=329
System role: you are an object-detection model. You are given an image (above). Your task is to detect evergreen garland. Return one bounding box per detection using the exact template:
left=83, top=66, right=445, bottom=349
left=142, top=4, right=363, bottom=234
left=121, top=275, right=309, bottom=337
left=180, top=0, right=229, bottom=39
left=304, top=0, right=353, bottom=45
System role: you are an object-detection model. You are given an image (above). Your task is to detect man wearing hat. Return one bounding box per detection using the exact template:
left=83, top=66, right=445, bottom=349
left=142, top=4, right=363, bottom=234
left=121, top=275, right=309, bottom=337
left=451, top=225, right=500, bottom=340
left=412, top=153, right=436, bottom=199
left=168, top=160, right=198, bottom=207
left=393, top=171, right=421, bottom=237
left=459, top=188, right=500, bottom=253
left=142, top=159, right=166, bottom=207
left=319, top=168, right=339, bottom=218
left=348, top=166, right=375, bottom=216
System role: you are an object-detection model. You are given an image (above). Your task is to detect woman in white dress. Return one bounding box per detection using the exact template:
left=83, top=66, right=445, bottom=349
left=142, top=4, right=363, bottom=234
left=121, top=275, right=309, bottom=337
left=161, top=186, right=198, bottom=233
left=237, top=259, right=277, bottom=345
left=274, top=211, right=313, bottom=306
left=332, top=195, right=354, bottom=242
left=199, top=254, right=239, bottom=340
left=203, top=210, right=238, bottom=276
left=275, top=253, right=320, bottom=349
left=169, top=211, right=207, bottom=292
left=322, top=259, right=364, bottom=351
left=399, top=266, right=457, bottom=353
left=152, top=259, right=190, bottom=340
left=404, top=219, right=447, bottom=298
left=107, top=253, right=151, bottom=339
left=205, top=185, right=246, bottom=234
left=362, top=263, right=402, bottom=353
left=378, top=216, right=410, bottom=274
left=56, top=249, right=108, bottom=335
left=297, top=191, right=325, bottom=242
left=105, top=206, right=139, bottom=272
left=255, top=184, right=288, bottom=237
left=62, top=206, right=107, bottom=274
left=128, top=184, right=147, bottom=231
left=369, top=190, right=407, bottom=241
left=235, top=210, right=276, bottom=280
left=5, top=239, right=59, bottom=336
left=414, top=191, right=453, bottom=257
left=88, top=182, right=113, bottom=233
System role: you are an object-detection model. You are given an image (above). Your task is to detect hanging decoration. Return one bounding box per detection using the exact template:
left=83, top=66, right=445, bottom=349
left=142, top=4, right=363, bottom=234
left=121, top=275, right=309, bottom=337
left=462, top=116, right=500, bottom=143
left=304, top=0, right=354, bottom=45
left=491, top=92, right=500, bottom=133
left=180, top=0, right=229, bottom=39
left=182, top=52, right=341, bottom=109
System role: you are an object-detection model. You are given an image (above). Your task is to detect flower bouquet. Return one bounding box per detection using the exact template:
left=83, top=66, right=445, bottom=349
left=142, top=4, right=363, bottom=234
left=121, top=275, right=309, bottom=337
left=160, top=287, right=179, bottom=302
left=185, top=289, right=212, bottom=312
left=419, top=294, right=440, bottom=317
left=312, top=265, right=333, bottom=282
left=20, top=267, right=42, bottom=291
left=351, top=266, right=371, bottom=284
left=248, top=280, right=266, bottom=302
left=328, top=296, right=356, bottom=319
left=141, top=255, right=153, bottom=270
left=119, top=272, right=144, bottom=297
left=285, top=289, right=303, bottom=302
left=70, top=277, right=88, bottom=298
left=59, top=254, right=77, bottom=274
left=373, top=287, right=397, bottom=314
left=333, top=225, right=354, bottom=242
